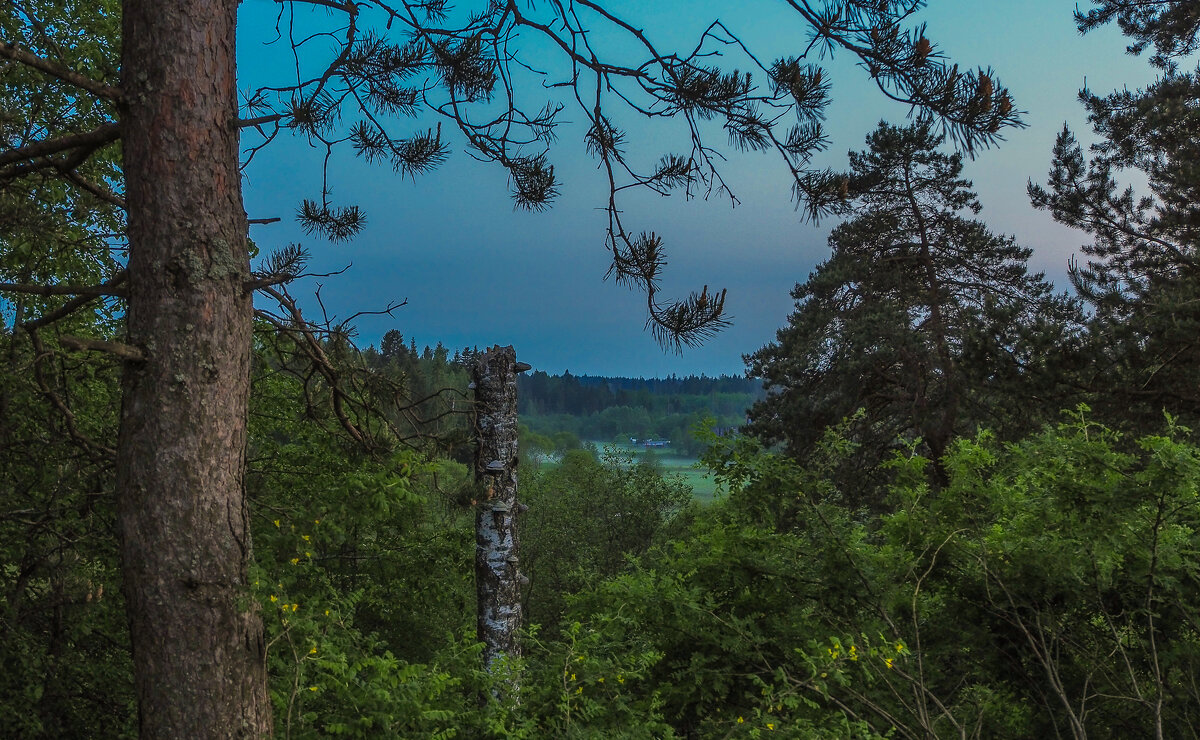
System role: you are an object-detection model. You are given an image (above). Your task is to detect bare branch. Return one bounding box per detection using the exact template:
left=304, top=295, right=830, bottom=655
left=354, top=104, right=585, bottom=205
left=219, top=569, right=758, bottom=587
left=0, top=41, right=123, bottom=102
left=20, top=271, right=128, bottom=331
left=273, top=0, right=355, bottom=13
left=58, top=335, right=146, bottom=362
left=244, top=274, right=296, bottom=292
left=60, top=168, right=126, bottom=209
left=23, top=326, right=116, bottom=457
left=0, top=122, right=120, bottom=169
left=0, top=281, right=127, bottom=298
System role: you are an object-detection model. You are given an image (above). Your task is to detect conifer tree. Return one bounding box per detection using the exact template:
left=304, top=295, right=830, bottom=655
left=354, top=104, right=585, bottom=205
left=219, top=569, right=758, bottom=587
left=1075, top=1, right=1200, bottom=71
left=1030, top=1, right=1200, bottom=430
left=748, top=121, right=1079, bottom=488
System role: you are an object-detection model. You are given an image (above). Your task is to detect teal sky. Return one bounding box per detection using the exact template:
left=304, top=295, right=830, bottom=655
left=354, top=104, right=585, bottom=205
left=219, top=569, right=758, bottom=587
left=236, top=1, right=1156, bottom=377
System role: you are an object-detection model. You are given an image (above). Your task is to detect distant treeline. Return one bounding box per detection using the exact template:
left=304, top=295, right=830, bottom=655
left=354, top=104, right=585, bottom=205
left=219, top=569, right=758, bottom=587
left=517, top=370, right=764, bottom=456
left=517, top=370, right=761, bottom=416
left=357, top=331, right=763, bottom=457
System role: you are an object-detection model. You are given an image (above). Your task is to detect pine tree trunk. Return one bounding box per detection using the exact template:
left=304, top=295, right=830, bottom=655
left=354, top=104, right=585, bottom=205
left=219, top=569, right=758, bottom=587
left=472, top=346, right=523, bottom=677
left=117, top=2, right=272, bottom=736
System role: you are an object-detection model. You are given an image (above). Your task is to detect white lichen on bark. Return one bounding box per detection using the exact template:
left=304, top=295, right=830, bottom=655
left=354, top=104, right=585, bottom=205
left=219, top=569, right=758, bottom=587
left=472, top=346, right=523, bottom=678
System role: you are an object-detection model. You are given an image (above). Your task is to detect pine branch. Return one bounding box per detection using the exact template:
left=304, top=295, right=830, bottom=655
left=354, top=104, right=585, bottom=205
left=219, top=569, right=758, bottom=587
left=238, top=113, right=288, bottom=128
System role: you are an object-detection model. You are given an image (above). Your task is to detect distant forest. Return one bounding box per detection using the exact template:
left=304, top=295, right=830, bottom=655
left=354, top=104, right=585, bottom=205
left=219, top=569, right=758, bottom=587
left=517, top=371, right=763, bottom=455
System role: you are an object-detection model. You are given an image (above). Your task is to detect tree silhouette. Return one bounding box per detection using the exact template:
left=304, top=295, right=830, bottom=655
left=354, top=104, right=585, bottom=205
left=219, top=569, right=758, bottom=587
left=749, top=121, right=1077, bottom=493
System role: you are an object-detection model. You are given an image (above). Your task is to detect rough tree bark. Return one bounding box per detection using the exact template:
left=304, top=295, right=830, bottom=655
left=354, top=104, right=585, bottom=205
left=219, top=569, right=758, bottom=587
left=117, top=1, right=273, bottom=736
left=472, top=346, right=527, bottom=676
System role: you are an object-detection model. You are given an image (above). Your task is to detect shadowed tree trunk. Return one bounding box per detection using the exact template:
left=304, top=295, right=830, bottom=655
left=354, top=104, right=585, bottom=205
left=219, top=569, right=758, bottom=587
left=472, top=346, right=526, bottom=678
left=117, top=1, right=272, bottom=736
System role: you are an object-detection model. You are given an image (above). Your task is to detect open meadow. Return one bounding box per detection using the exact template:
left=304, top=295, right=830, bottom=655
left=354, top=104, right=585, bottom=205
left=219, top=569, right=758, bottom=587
left=591, top=441, right=721, bottom=502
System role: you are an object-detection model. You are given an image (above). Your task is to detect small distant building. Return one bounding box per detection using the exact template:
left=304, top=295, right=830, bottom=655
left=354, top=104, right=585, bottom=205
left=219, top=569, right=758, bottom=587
left=641, top=439, right=671, bottom=448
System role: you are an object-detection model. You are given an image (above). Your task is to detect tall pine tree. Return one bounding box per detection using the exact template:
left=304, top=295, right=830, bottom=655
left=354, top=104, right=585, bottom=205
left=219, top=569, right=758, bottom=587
left=749, top=121, right=1079, bottom=491
left=1030, top=2, right=1200, bottom=431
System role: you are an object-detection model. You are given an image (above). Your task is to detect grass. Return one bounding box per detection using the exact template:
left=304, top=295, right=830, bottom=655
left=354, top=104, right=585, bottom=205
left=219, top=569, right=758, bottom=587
left=591, top=441, right=722, bottom=502
left=526, top=441, right=725, bottom=502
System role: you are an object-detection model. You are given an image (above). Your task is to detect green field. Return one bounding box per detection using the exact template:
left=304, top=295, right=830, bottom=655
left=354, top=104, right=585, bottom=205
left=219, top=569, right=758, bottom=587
left=590, top=441, right=722, bottom=502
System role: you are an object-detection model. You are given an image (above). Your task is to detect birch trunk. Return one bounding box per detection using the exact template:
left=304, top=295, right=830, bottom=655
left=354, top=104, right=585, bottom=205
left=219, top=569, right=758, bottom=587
left=472, top=346, right=524, bottom=675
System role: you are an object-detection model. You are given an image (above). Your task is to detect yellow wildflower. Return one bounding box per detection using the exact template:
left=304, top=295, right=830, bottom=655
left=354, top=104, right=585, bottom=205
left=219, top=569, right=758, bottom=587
left=269, top=595, right=278, bottom=602
left=767, top=723, right=775, bottom=731
left=290, top=558, right=299, bottom=565
left=570, top=673, right=576, bottom=681
left=737, top=717, right=744, bottom=724
left=291, top=603, right=298, bottom=612
left=302, top=534, right=311, bottom=541
left=576, top=686, right=583, bottom=694
left=309, top=647, right=318, bottom=655
left=309, top=686, right=318, bottom=692
left=273, top=520, right=280, bottom=528
left=885, top=658, right=894, bottom=669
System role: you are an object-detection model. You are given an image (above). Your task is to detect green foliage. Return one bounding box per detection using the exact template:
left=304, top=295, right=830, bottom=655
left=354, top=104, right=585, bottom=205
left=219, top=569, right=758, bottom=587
left=520, top=447, right=693, bottom=632
left=897, top=410, right=1200, bottom=736
left=0, top=8, right=130, bottom=734
left=0, top=319, right=130, bottom=736
left=517, top=410, right=1199, bottom=737
left=1, top=0, right=124, bottom=308
left=248, top=339, right=536, bottom=738
left=7, top=308, right=1200, bottom=739
left=29, top=319, right=1200, bottom=739
left=12, top=1, right=1200, bottom=737
left=522, top=621, right=675, bottom=739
